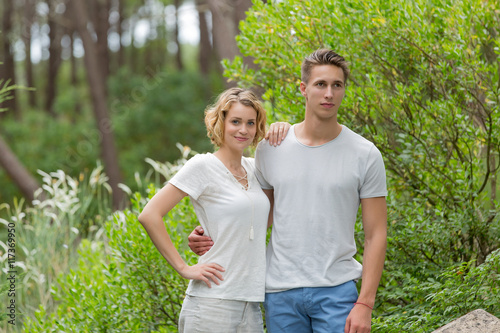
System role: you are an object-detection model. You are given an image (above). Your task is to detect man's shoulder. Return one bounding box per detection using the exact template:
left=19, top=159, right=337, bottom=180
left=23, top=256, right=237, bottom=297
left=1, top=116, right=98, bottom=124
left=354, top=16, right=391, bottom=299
left=342, top=126, right=376, bottom=149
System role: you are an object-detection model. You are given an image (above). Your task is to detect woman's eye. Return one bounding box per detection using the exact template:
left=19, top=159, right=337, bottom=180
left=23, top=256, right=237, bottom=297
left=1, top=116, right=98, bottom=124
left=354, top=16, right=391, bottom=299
left=248, top=121, right=255, bottom=126
left=232, top=120, right=239, bottom=124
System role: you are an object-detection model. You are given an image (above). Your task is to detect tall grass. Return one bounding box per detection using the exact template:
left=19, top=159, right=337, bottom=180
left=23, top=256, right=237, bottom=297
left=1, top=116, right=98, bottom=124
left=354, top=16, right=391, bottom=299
left=0, top=145, right=195, bottom=331
left=0, top=165, right=112, bottom=331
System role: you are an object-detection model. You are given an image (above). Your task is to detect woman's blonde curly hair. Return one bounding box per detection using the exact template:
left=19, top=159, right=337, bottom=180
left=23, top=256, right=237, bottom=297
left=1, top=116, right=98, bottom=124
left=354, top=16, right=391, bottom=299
left=205, top=88, right=267, bottom=147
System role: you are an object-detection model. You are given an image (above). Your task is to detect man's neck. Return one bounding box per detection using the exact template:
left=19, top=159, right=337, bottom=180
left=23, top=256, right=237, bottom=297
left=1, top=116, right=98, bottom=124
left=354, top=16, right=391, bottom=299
left=295, top=117, right=342, bottom=146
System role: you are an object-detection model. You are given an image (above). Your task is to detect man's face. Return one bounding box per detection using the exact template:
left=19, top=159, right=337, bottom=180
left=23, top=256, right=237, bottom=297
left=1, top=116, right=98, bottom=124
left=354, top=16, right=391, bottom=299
left=300, top=65, right=345, bottom=121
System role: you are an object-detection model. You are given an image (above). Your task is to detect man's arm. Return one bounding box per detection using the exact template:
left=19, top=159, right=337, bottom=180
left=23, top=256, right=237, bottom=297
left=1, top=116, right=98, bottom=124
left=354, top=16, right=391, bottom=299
left=263, top=189, right=274, bottom=228
left=345, top=196, right=387, bottom=333
left=188, top=189, right=274, bottom=254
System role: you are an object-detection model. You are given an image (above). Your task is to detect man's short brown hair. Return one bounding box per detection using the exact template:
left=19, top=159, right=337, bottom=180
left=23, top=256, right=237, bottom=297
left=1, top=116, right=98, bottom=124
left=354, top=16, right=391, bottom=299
left=301, top=49, right=350, bottom=84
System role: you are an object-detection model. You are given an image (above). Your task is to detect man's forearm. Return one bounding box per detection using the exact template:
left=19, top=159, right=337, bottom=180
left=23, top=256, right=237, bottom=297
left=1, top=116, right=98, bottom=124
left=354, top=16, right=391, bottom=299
left=357, top=227, right=387, bottom=306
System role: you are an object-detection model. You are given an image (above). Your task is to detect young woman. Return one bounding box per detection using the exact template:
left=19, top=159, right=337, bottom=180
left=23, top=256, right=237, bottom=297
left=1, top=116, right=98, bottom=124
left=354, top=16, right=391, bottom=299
left=138, top=88, right=287, bottom=332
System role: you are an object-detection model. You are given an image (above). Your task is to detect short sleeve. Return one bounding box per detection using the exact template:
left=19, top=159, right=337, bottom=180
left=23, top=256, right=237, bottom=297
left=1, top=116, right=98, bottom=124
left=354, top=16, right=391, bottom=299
left=168, top=154, right=208, bottom=200
left=360, top=145, right=388, bottom=199
left=255, top=142, right=273, bottom=189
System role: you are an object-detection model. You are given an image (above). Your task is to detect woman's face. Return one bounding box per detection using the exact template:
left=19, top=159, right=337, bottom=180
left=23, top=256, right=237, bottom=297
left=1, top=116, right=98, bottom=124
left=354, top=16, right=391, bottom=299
left=222, top=102, right=257, bottom=151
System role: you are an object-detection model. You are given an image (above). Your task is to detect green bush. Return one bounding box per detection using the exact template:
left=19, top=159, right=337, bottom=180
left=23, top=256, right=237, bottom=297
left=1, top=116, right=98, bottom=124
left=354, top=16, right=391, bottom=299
left=373, top=249, right=500, bottom=332
left=0, top=166, right=112, bottom=330
left=24, top=190, right=198, bottom=332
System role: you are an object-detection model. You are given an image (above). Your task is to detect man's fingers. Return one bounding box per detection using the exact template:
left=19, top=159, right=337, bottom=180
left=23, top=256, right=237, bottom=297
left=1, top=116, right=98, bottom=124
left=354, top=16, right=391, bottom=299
left=194, top=225, right=204, bottom=235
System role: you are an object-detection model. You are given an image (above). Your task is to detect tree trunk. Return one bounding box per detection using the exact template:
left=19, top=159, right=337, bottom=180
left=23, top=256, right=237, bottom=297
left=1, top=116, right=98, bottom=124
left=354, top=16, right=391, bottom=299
left=23, top=0, right=36, bottom=107
left=45, top=0, right=62, bottom=116
left=0, top=135, right=41, bottom=203
left=69, top=31, right=82, bottom=118
left=65, top=0, right=81, bottom=119
left=117, top=0, right=125, bottom=68
left=88, top=0, right=110, bottom=88
left=71, top=0, right=124, bottom=209
left=207, top=0, right=239, bottom=63
left=206, top=0, right=254, bottom=87
left=97, top=0, right=111, bottom=81
left=0, top=0, right=18, bottom=118
left=196, top=0, right=211, bottom=75
left=174, top=0, right=184, bottom=70
left=234, top=0, right=258, bottom=72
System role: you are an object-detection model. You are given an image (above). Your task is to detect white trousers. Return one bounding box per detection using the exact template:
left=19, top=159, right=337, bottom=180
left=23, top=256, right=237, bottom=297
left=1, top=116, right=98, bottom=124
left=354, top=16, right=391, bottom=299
left=178, top=295, right=264, bottom=333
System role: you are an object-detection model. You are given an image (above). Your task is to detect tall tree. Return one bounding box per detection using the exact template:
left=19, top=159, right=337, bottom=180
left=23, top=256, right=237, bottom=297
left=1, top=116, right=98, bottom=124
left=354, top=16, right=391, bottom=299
left=116, top=0, right=125, bottom=68
left=0, top=81, right=41, bottom=202
left=0, top=135, right=42, bottom=202
left=89, top=0, right=111, bottom=86
left=206, top=0, right=253, bottom=87
left=45, top=0, right=63, bottom=116
left=71, top=0, right=124, bottom=209
left=196, top=0, right=211, bottom=75
left=23, top=0, right=37, bottom=107
left=174, top=0, right=184, bottom=70
left=65, top=0, right=82, bottom=118
left=0, top=0, right=19, bottom=118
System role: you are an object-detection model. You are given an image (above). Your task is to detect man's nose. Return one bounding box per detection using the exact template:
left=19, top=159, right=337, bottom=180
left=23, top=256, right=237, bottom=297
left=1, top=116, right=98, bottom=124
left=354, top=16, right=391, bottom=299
left=325, top=86, right=333, bottom=98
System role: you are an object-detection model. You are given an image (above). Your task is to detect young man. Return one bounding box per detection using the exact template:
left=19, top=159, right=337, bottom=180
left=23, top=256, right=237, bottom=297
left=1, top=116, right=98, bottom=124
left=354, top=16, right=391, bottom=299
left=189, top=49, right=387, bottom=333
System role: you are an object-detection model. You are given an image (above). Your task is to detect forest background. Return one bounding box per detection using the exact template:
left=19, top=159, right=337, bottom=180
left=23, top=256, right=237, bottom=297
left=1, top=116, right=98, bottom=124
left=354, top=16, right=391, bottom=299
left=0, top=0, right=499, bottom=332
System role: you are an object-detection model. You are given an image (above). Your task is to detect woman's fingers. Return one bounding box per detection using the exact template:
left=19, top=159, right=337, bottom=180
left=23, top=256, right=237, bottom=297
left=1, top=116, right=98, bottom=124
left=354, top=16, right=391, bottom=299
left=194, top=263, right=225, bottom=288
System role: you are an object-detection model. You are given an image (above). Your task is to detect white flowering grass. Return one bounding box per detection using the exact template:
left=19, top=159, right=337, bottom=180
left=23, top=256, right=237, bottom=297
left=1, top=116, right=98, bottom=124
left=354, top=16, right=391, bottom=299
left=0, top=144, right=196, bottom=331
left=0, top=165, right=112, bottom=330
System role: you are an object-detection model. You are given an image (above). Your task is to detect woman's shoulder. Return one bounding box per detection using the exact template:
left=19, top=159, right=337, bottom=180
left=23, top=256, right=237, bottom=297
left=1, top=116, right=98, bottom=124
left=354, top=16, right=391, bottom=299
left=185, top=152, right=212, bottom=165
left=177, top=153, right=213, bottom=175
left=242, top=156, right=255, bottom=167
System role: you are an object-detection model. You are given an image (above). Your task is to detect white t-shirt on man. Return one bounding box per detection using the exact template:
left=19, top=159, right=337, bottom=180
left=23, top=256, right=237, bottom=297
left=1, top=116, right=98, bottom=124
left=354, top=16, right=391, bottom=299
left=169, top=153, right=270, bottom=301
left=255, top=125, right=387, bottom=293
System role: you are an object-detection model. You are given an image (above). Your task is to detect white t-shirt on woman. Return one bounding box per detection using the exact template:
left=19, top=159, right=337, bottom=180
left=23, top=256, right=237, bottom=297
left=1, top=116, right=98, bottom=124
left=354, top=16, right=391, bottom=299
left=169, top=153, right=270, bottom=302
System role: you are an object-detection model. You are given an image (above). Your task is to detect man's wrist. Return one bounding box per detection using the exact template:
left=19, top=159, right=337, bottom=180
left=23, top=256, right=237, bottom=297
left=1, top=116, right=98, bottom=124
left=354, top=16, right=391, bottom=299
left=354, top=302, right=373, bottom=310
left=355, top=295, right=375, bottom=309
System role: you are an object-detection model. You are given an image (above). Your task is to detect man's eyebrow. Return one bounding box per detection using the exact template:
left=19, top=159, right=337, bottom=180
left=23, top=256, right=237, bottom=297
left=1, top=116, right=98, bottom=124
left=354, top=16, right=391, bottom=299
left=312, top=78, right=344, bottom=83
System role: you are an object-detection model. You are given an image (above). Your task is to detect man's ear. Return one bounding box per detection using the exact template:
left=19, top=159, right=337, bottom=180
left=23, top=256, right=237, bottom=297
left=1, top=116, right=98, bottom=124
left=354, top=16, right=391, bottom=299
left=300, top=82, right=307, bottom=97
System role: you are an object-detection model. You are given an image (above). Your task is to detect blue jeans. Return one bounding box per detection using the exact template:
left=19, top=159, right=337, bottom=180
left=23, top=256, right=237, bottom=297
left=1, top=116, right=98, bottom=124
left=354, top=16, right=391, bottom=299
left=264, top=281, right=358, bottom=333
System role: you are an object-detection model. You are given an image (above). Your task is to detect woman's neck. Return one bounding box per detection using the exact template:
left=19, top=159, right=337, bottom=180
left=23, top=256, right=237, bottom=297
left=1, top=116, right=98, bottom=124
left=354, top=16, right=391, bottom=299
left=213, top=147, right=244, bottom=174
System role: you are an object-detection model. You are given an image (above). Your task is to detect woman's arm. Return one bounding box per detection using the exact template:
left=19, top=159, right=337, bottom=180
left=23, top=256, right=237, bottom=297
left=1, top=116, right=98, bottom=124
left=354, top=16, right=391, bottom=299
left=138, top=183, right=225, bottom=287
left=265, top=122, right=292, bottom=146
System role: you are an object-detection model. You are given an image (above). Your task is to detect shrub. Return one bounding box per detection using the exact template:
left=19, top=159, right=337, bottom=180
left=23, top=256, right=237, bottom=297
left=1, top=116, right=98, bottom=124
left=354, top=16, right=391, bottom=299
left=24, top=190, right=199, bottom=332
left=0, top=166, right=112, bottom=330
